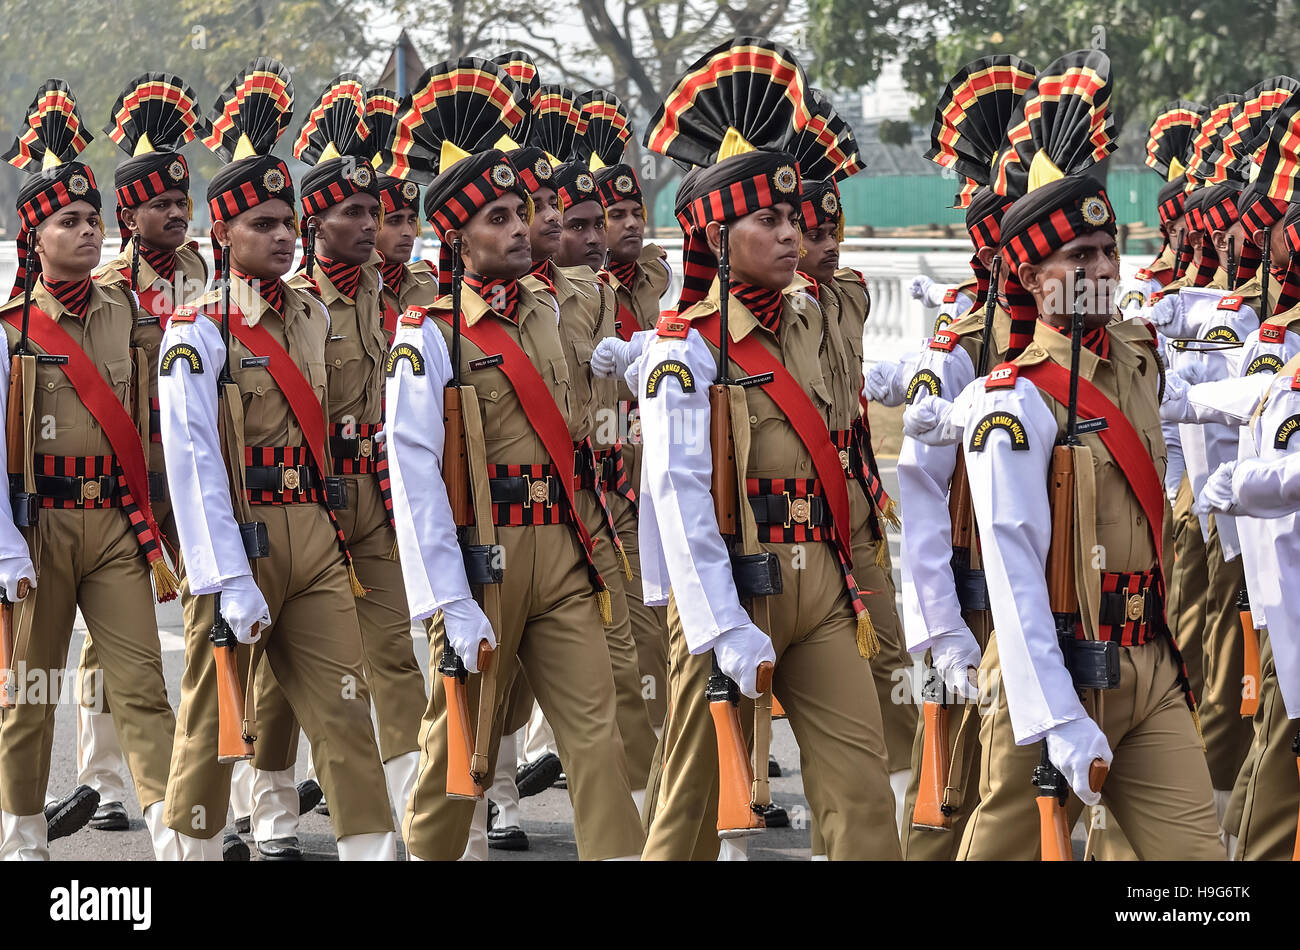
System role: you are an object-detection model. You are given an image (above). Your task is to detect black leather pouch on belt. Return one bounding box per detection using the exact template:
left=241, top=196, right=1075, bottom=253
left=239, top=521, right=270, bottom=560
left=462, top=543, right=504, bottom=586
left=1060, top=638, right=1121, bottom=690
left=731, top=552, right=782, bottom=598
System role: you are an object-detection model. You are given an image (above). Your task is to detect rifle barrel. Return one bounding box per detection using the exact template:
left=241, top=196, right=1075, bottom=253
left=17, top=244, right=36, bottom=356
left=1260, top=238, right=1272, bottom=320
left=1226, top=236, right=1237, bottom=291
left=976, top=254, right=1001, bottom=377
left=1065, top=267, right=1085, bottom=445
left=450, top=238, right=463, bottom=385
left=218, top=245, right=233, bottom=384
left=717, top=225, right=730, bottom=385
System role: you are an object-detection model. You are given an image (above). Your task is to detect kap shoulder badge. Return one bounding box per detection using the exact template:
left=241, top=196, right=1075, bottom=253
left=929, top=330, right=959, bottom=352
left=1259, top=323, right=1286, bottom=344
left=655, top=312, right=691, bottom=339
left=905, top=369, right=943, bottom=404
left=386, top=342, right=425, bottom=377
left=645, top=359, right=696, bottom=397
left=1217, top=295, right=1244, bottom=312
left=160, top=342, right=203, bottom=375
left=985, top=362, right=1019, bottom=390
left=943, top=288, right=959, bottom=304
left=170, top=306, right=198, bottom=324
left=968, top=411, right=1030, bottom=452
left=400, top=306, right=429, bottom=328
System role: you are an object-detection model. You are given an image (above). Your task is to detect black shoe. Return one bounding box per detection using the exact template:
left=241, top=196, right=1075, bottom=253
left=314, top=800, right=330, bottom=817
left=554, top=771, right=567, bottom=789
left=222, top=832, right=250, bottom=861
left=233, top=815, right=250, bottom=835
left=487, top=799, right=499, bottom=831
left=515, top=752, right=562, bottom=798
left=257, top=836, right=303, bottom=861
left=88, top=801, right=129, bottom=831
left=296, top=779, right=323, bottom=815
left=488, top=825, right=529, bottom=851
left=44, top=786, right=100, bottom=842
left=768, top=756, right=782, bottom=778
left=760, top=802, right=789, bottom=828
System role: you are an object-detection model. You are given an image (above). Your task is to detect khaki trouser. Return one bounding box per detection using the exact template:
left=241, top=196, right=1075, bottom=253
left=610, top=491, right=668, bottom=728
left=858, top=538, right=916, bottom=769
left=1235, top=633, right=1300, bottom=860
left=642, top=541, right=901, bottom=861
left=403, top=522, right=644, bottom=860
left=900, top=609, right=991, bottom=861
left=1168, top=477, right=1208, bottom=703
left=0, top=508, right=175, bottom=815
left=576, top=488, right=656, bottom=789
left=245, top=474, right=426, bottom=768
left=163, top=503, right=392, bottom=840
left=957, top=631, right=1224, bottom=860
left=1201, top=518, right=1252, bottom=790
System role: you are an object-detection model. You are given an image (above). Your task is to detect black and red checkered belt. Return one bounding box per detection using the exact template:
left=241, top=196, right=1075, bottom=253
left=745, top=477, right=833, bottom=543
left=488, top=462, right=573, bottom=526
left=590, top=443, right=636, bottom=505
left=328, top=422, right=383, bottom=476
left=1084, top=569, right=1161, bottom=646
left=244, top=445, right=345, bottom=507
left=14, top=455, right=128, bottom=508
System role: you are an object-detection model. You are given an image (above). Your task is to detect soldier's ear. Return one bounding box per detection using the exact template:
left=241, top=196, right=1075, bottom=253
left=1252, top=227, right=1268, bottom=249
left=210, top=219, right=231, bottom=248
left=1018, top=260, right=1042, bottom=295
left=704, top=220, right=722, bottom=257
left=976, top=246, right=996, bottom=270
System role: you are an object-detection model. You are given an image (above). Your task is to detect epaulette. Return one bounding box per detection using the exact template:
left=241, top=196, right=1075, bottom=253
left=986, top=362, right=1019, bottom=389
left=656, top=310, right=692, bottom=338
left=1260, top=323, right=1286, bottom=344
left=943, top=287, right=959, bottom=304
left=400, top=306, right=428, bottom=327
left=1292, top=372, right=1300, bottom=392
left=1148, top=291, right=1165, bottom=304
left=170, top=306, right=198, bottom=324
left=834, top=266, right=867, bottom=288
left=929, top=330, right=959, bottom=352
left=1134, top=268, right=1153, bottom=281
left=528, top=271, right=557, bottom=297
left=184, top=239, right=200, bottom=256
left=1218, top=295, right=1244, bottom=312
left=792, top=272, right=819, bottom=301
left=92, top=263, right=128, bottom=288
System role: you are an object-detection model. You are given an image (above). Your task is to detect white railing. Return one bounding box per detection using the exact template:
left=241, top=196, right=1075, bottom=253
left=0, top=238, right=1148, bottom=364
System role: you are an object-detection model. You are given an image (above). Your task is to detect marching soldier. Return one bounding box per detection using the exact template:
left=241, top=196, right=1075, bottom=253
left=633, top=38, right=901, bottom=860
left=0, top=80, right=183, bottom=859
left=50, top=71, right=212, bottom=838
left=383, top=57, right=644, bottom=861
left=158, top=57, right=395, bottom=860
left=915, top=51, right=1224, bottom=860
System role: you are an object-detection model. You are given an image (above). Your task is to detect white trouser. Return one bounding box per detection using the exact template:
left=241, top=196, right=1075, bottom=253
left=76, top=706, right=130, bottom=805
left=890, top=769, right=911, bottom=837
left=250, top=768, right=299, bottom=843
left=521, top=702, right=559, bottom=765
left=383, top=751, right=419, bottom=830
left=459, top=798, right=489, bottom=861
left=717, top=838, right=748, bottom=861
left=5, top=803, right=180, bottom=861
left=489, top=731, right=523, bottom=827
left=230, top=761, right=254, bottom=822
left=337, top=832, right=397, bottom=861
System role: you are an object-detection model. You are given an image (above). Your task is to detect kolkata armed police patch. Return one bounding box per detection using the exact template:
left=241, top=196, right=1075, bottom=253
left=1274, top=413, right=1300, bottom=449
left=385, top=342, right=425, bottom=377
left=1119, top=290, right=1145, bottom=310
left=160, top=342, right=203, bottom=375
left=1204, top=325, right=1241, bottom=344
left=968, top=411, right=1030, bottom=452
left=1247, top=353, right=1284, bottom=375
left=905, top=369, right=943, bottom=404
left=644, top=359, right=696, bottom=397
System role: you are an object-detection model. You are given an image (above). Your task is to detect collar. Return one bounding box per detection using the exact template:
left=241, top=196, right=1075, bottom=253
left=35, top=276, right=96, bottom=321
left=313, top=255, right=363, bottom=303
left=1045, top=318, right=1111, bottom=362
left=604, top=258, right=638, bottom=289
left=703, top=279, right=808, bottom=342
left=137, top=241, right=177, bottom=283
left=229, top=271, right=287, bottom=326
left=730, top=282, right=784, bottom=334
left=458, top=275, right=523, bottom=327
left=379, top=253, right=406, bottom=296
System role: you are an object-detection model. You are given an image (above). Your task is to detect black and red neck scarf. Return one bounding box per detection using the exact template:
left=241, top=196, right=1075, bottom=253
left=605, top=258, right=637, bottom=289
left=315, top=254, right=362, bottom=300
left=379, top=253, right=405, bottom=296
left=232, top=268, right=285, bottom=316
left=42, top=276, right=93, bottom=318
left=464, top=272, right=520, bottom=323
left=731, top=281, right=783, bottom=334
left=137, top=242, right=177, bottom=284
left=1047, top=318, right=1110, bottom=362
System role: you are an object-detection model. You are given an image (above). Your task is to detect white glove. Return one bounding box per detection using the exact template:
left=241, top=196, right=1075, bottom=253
left=1158, top=371, right=1192, bottom=423
left=1044, top=717, right=1113, bottom=807
left=220, top=574, right=271, bottom=645
left=1146, top=292, right=1182, bottom=331
left=1195, top=461, right=1239, bottom=516
left=0, top=556, right=35, bottom=603
left=712, top=622, right=777, bottom=699
left=591, top=336, right=626, bottom=378
left=908, top=274, right=937, bottom=305
left=374, top=426, right=387, bottom=446
left=1174, top=359, right=1209, bottom=386
left=903, top=392, right=962, bottom=445
left=863, top=359, right=909, bottom=406
left=929, top=627, right=981, bottom=700
left=440, top=596, right=497, bottom=673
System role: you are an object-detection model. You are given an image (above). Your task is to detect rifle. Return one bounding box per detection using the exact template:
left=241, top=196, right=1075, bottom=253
left=706, top=223, right=775, bottom=837
left=1293, top=729, right=1300, bottom=861
left=1226, top=236, right=1238, bottom=291
left=210, top=245, right=266, bottom=763
left=1260, top=235, right=1272, bottom=321
left=437, top=237, right=499, bottom=800
left=1237, top=584, right=1260, bottom=717
left=913, top=253, right=1002, bottom=831
left=1035, top=267, right=1109, bottom=860
left=1, top=243, right=39, bottom=708
left=1173, top=230, right=1188, bottom=282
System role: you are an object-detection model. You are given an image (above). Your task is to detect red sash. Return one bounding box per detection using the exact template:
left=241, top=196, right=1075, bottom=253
left=3, top=307, right=163, bottom=559
left=381, top=297, right=400, bottom=344
left=433, top=307, right=601, bottom=570
left=1021, top=362, right=1166, bottom=588
left=693, top=313, right=852, bottom=565
left=114, top=266, right=170, bottom=322
left=222, top=306, right=330, bottom=482
left=614, top=300, right=639, bottom=342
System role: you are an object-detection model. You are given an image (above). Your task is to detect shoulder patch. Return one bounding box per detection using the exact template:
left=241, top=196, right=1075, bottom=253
left=1204, top=325, right=1241, bottom=344
left=170, top=306, right=198, bottom=324
left=644, top=359, right=696, bottom=397
left=942, top=288, right=959, bottom=304
left=1218, top=295, right=1244, bottom=312
left=1247, top=353, right=1284, bottom=376
left=1293, top=374, right=1300, bottom=392
left=968, top=411, right=1030, bottom=453
left=985, top=362, right=1019, bottom=389
left=929, top=330, right=959, bottom=352
left=1275, top=413, right=1300, bottom=448
left=385, top=342, right=425, bottom=377
left=160, top=342, right=203, bottom=375
left=905, top=369, right=943, bottom=404
left=656, top=312, right=691, bottom=339
left=400, top=306, right=429, bottom=327
left=1259, top=323, right=1285, bottom=344
left=1118, top=290, right=1146, bottom=310
left=1135, top=268, right=1153, bottom=281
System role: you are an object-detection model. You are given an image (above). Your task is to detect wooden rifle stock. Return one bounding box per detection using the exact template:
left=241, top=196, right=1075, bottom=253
left=1, top=357, right=26, bottom=707
left=440, top=639, right=493, bottom=800
left=443, top=387, right=473, bottom=526
left=1238, top=585, right=1260, bottom=716
left=709, top=384, right=737, bottom=535
left=708, top=656, right=771, bottom=836
left=948, top=452, right=973, bottom=552
left=912, top=670, right=952, bottom=830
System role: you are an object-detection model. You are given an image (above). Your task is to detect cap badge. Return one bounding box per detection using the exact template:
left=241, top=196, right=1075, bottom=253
left=262, top=167, right=286, bottom=193
left=402, top=181, right=419, bottom=201
left=351, top=165, right=373, bottom=188
left=773, top=165, right=798, bottom=194
left=67, top=173, right=90, bottom=196
left=615, top=174, right=635, bottom=194
left=491, top=163, right=517, bottom=188
left=821, top=191, right=838, bottom=215
left=534, top=158, right=552, bottom=181
left=576, top=172, right=596, bottom=193
left=1081, top=196, right=1110, bottom=226
left=168, top=159, right=187, bottom=182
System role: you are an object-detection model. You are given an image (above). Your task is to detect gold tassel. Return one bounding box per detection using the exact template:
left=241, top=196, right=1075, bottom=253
left=856, top=608, right=880, bottom=659
left=389, top=538, right=400, bottom=561
left=875, top=539, right=889, bottom=569
left=882, top=498, right=901, bottom=529
left=597, top=587, right=613, bottom=626
left=617, top=543, right=633, bottom=581
left=349, top=562, right=368, bottom=598
left=1191, top=705, right=1205, bottom=749
left=152, top=558, right=181, bottom=603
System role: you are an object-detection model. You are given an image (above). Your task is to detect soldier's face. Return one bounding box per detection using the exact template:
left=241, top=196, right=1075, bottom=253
left=605, top=199, right=645, bottom=264
left=528, top=187, right=563, bottom=263
left=800, top=222, right=839, bottom=284
left=122, top=189, right=190, bottom=253
left=1019, top=229, right=1119, bottom=330
left=713, top=204, right=801, bottom=291
left=558, top=200, right=607, bottom=270
left=376, top=208, right=419, bottom=265
left=34, top=201, right=102, bottom=280
left=313, top=193, right=380, bottom=267
left=217, top=199, right=297, bottom=280
left=458, top=193, right=532, bottom=279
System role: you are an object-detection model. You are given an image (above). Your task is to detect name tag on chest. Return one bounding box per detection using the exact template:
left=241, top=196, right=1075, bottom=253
left=737, top=371, right=774, bottom=388
left=241, top=356, right=271, bottom=369
left=37, top=354, right=69, bottom=365
left=1076, top=417, right=1109, bottom=435
left=135, top=315, right=160, bottom=326
left=470, top=354, right=504, bottom=371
